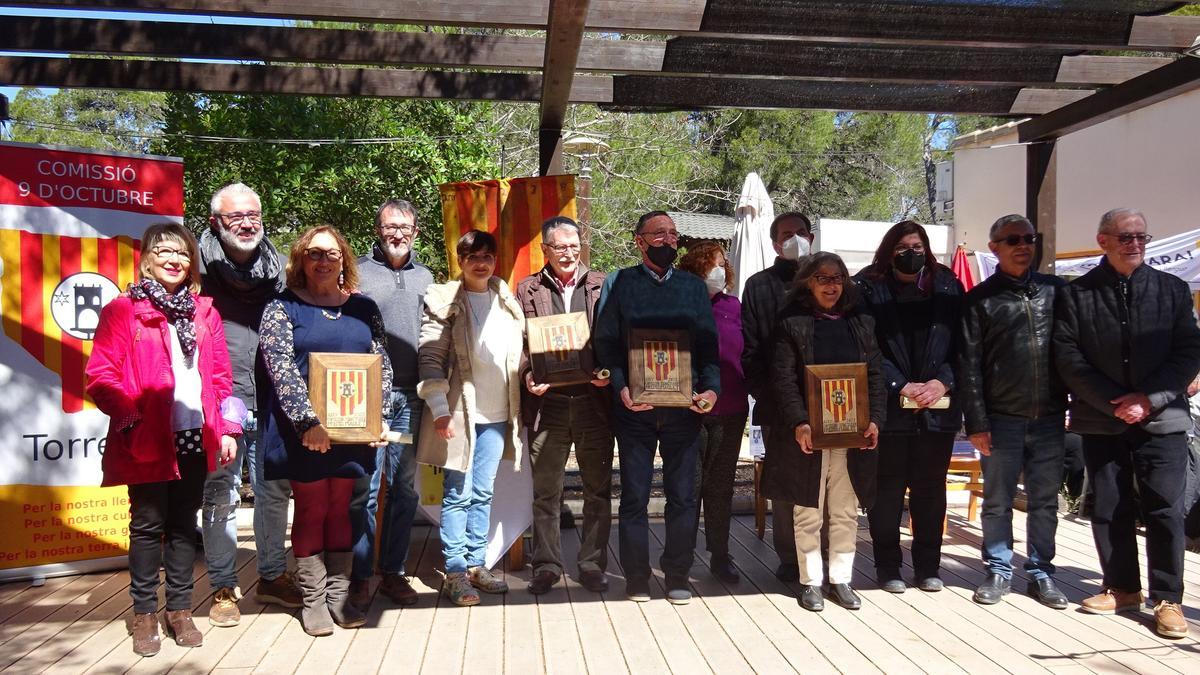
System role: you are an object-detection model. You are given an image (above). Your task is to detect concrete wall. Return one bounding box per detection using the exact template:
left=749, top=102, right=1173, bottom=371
left=951, top=87, right=1200, bottom=256
left=816, top=218, right=951, bottom=274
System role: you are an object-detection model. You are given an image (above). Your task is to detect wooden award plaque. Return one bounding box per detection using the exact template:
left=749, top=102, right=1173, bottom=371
left=527, top=311, right=594, bottom=386
left=804, top=362, right=870, bottom=448
left=308, top=352, right=383, bottom=443
left=628, top=328, right=693, bottom=407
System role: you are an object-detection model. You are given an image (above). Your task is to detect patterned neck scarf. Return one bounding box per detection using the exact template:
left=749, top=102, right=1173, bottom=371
left=129, top=278, right=197, bottom=368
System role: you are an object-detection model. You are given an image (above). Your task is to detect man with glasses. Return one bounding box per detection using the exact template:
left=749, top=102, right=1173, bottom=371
left=514, top=216, right=614, bottom=595
left=1055, top=208, right=1200, bottom=637
left=349, top=198, right=433, bottom=610
left=594, top=211, right=720, bottom=605
left=957, top=214, right=1069, bottom=609
left=740, top=212, right=814, bottom=581
left=198, top=183, right=298, bottom=626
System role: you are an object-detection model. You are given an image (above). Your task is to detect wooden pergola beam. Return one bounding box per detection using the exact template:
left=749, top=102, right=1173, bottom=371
left=1018, top=56, right=1200, bottom=143
left=0, top=57, right=614, bottom=103
left=13, top=1, right=1200, bottom=50
left=538, top=0, right=590, bottom=176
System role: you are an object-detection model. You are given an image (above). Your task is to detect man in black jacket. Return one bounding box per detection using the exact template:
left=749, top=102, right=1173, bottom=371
left=1055, top=208, right=1200, bottom=638
left=958, top=215, right=1068, bottom=609
left=740, top=212, right=813, bottom=581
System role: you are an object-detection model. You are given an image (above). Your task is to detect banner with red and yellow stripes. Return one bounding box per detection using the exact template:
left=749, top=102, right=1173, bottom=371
left=439, top=175, right=576, bottom=286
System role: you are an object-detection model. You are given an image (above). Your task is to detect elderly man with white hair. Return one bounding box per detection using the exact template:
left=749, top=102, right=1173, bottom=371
left=1054, top=207, right=1200, bottom=638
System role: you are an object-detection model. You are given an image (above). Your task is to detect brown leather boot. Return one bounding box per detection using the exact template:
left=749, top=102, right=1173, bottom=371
left=128, top=612, right=161, bottom=657
left=163, top=609, right=204, bottom=647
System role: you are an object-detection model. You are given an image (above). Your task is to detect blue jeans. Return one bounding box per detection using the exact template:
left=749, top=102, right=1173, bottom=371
left=980, top=412, right=1066, bottom=580
left=440, top=422, right=507, bottom=574
left=351, top=388, right=422, bottom=579
left=614, top=405, right=701, bottom=583
left=201, top=411, right=248, bottom=591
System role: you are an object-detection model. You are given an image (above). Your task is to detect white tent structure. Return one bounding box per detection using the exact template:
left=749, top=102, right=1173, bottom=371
left=728, top=172, right=775, bottom=299
left=975, top=227, right=1200, bottom=290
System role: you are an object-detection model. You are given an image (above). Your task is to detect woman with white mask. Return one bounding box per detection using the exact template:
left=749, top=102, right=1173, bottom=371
left=679, top=242, right=749, bottom=583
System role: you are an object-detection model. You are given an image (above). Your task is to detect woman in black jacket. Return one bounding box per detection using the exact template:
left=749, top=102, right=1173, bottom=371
left=765, top=252, right=885, bottom=612
left=853, top=220, right=964, bottom=594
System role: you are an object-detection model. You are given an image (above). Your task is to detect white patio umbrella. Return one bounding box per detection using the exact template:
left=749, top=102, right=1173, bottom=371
left=728, top=172, right=776, bottom=300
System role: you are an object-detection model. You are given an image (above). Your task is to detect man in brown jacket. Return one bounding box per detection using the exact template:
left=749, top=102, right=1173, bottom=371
left=516, top=216, right=614, bottom=594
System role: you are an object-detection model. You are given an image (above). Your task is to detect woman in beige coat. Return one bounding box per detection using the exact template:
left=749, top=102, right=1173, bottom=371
left=417, top=230, right=525, bottom=606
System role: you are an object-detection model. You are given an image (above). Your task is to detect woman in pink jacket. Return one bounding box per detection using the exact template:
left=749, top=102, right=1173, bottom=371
left=86, top=222, right=242, bottom=658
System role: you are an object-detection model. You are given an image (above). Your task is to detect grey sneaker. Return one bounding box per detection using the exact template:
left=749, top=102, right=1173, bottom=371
left=443, top=573, right=480, bottom=607
left=467, top=566, right=509, bottom=594
left=666, top=580, right=691, bottom=605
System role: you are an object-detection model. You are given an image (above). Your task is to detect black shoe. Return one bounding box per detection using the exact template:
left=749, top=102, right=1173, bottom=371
left=626, top=578, right=651, bottom=603
left=916, top=576, right=944, bottom=592
left=710, top=554, right=740, bottom=584
left=799, top=585, right=824, bottom=611
left=527, top=570, right=560, bottom=595
left=1027, top=577, right=1069, bottom=610
left=578, top=569, right=609, bottom=593
left=973, top=573, right=1010, bottom=605
left=560, top=505, right=576, bottom=530
left=879, top=577, right=907, bottom=594
left=775, top=563, right=800, bottom=583
left=828, top=583, right=861, bottom=610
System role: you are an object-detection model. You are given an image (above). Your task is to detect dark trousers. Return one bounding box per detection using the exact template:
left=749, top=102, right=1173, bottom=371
left=126, top=452, right=207, bottom=614
left=695, top=412, right=748, bottom=557
left=760, top=425, right=798, bottom=566
left=615, top=405, right=701, bottom=583
left=529, top=394, right=615, bottom=576
left=1083, top=429, right=1188, bottom=603
left=981, top=413, right=1065, bottom=580
left=868, top=431, right=955, bottom=579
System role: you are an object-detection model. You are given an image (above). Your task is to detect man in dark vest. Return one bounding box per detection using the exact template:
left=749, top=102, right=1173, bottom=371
left=516, top=216, right=613, bottom=595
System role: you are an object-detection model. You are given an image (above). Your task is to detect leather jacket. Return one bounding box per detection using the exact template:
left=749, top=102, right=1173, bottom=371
left=957, top=270, right=1067, bottom=434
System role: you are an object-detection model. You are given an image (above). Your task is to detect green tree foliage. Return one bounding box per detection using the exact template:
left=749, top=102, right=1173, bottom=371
left=154, top=94, right=500, bottom=279
left=8, top=88, right=166, bottom=154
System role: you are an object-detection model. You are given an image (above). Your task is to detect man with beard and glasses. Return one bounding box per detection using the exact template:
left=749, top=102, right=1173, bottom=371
left=348, top=199, right=434, bottom=610
left=515, top=216, right=613, bottom=596
left=198, top=183, right=299, bottom=626
left=594, top=211, right=720, bottom=605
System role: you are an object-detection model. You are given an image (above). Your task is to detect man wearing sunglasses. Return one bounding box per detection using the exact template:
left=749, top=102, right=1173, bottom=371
left=198, top=183, right=297, bottom=626
left=348, top=198, right=434, bottom=610
left=1055, top=208, right=1200, bottom=638
left=958, top=214, right=1068, bottom=610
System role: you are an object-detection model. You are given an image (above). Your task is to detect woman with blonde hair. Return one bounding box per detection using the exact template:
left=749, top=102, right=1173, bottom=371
left=258, top=225, right=391, bottom=636
left=87, top=222, right=242, bottom=656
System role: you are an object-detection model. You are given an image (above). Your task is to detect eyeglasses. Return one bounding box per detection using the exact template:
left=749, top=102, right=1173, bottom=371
left=639, top=229, right=679, bottom=243
left=1112, top=233, right=1153, bottom=245
left=814, top=274, right=845, bottom=286
left=151, top=246, right=191, bottom=262
left=894, top=244, right=925, bottom=253
left=994, top=233, right=1041, bottom=246
left=464, top=253, right=496, bottom=265
left=545, top=243, right=581, bottom=254
left=304, top=248, right=343, bottom=262
left=381, top=224, right=416, bottom=236
left=218, top=211, right=262, bottom=225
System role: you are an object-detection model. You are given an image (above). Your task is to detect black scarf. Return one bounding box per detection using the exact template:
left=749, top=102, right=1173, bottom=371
left=198, top=228, right=283, bottom=304
left=129, top=278, right=197, bottom=368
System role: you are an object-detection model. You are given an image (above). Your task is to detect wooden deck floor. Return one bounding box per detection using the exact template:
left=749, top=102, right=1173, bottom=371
left=2, top=507, right=1199, bottom=674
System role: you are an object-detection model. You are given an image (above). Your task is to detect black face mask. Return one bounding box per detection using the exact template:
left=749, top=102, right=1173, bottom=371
left=893, top=249, right=926, bottom=275
left=646, top=243, right=677, bottom=268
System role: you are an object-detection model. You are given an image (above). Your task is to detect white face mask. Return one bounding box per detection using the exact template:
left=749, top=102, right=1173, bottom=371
left=704, top=266, right=727, bottom=296
left=781, top=234, right=811, bottom=261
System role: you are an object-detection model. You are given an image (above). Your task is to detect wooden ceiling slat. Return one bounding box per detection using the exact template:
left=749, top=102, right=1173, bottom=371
left=1056, top=56, right=1174, bottom=86
left=539, top=0, right=590, bottom=175
left=0, top=56, right=614, bottom=103
left=1128, top=15, right=1200, bottom=50
left=1008, top=88, right=1095, bottom=116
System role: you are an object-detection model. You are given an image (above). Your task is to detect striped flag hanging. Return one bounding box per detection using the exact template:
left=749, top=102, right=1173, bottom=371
left=439, top=176, right=577, bottom=286
left=0, top=230, right=140, bottom=413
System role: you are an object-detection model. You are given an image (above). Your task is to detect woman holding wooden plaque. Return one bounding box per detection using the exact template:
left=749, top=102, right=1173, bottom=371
left=853, top=220, right=964, bottom=594
left=258, top=225, right=391, bottom=636
left=86, top=223, right=242, bottom=656
left=765, top=252, right=885, bottom=612
left=678, top=242, right=749, bottom=583
left=416, top=230, right=525, bottom=607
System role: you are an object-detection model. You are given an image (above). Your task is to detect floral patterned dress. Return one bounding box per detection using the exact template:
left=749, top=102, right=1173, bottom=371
left=257, top=289, right=392, bottom=482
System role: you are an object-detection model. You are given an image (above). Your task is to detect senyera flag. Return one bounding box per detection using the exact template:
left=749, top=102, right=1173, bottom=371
left=439, top=176, right=577, bottom=286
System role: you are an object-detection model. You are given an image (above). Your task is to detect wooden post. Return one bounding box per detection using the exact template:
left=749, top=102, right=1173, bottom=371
left=1026, top=140, right=1058, bottom=274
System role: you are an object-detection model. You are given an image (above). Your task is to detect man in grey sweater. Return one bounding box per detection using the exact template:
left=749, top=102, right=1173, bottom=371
left=349, top=198, right=434, bottom=609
